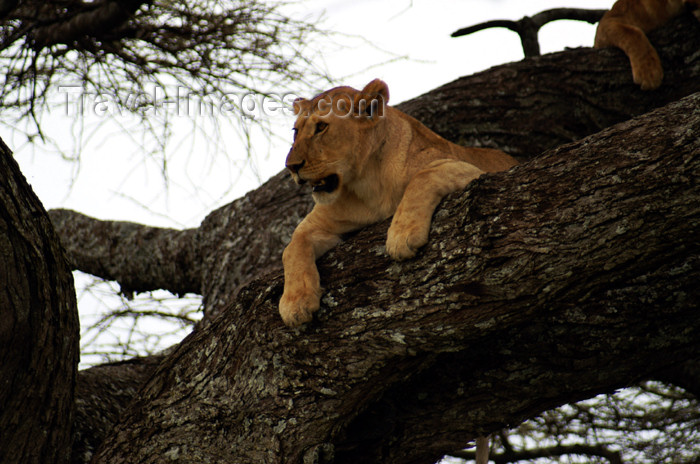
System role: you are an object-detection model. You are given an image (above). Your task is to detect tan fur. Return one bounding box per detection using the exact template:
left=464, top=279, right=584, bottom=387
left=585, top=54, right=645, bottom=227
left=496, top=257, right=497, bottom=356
left=279, top=79, right=518, bottom=327
left=594, top=0, right=700, bottom=90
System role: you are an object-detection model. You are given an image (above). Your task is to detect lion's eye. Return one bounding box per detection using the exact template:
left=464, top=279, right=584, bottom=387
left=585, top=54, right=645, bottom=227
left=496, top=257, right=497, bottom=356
left=315, top=122, right=328, bottom=134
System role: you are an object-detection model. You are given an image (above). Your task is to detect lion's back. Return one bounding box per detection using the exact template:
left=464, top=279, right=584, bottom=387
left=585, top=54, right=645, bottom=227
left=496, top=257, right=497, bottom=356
left=454, top=146, right=519, bottom=173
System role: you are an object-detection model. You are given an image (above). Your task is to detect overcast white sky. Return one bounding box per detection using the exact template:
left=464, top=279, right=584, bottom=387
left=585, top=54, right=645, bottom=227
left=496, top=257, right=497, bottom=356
left=8, top=0, right=613, bottom=366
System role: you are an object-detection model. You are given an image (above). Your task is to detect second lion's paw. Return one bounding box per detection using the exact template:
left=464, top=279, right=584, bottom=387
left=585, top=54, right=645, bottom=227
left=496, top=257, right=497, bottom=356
left=632, top=56, right=663, bottom=90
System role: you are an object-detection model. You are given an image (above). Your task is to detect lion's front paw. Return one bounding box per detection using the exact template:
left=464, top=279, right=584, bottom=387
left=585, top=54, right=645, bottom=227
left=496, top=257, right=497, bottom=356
left=279, top=285, right=321, bottom=328
left=632, top=55, right=663, bottom=90
left=386, top=220, right=429, bottom=261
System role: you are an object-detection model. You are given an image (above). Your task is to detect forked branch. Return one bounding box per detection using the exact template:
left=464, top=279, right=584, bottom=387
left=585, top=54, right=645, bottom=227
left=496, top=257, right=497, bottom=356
left=452, top=8, right=607, bottom=56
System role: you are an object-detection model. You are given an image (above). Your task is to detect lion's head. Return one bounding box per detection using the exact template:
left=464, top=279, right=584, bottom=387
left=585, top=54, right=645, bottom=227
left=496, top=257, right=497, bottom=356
left=285, top=79, right=390, bottom=204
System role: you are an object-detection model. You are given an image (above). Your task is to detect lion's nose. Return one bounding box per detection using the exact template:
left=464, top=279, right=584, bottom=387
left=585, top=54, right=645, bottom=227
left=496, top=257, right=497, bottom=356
left=286, top=159, right=305, bottom=173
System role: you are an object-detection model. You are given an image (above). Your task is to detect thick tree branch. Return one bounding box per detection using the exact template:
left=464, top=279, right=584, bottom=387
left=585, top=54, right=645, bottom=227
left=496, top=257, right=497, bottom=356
left=48, top=209, right=200, bottom=297
left=452, top=8, right=607, bottom=57
left=91, top=92, right=700, bottom=464
left=48, top=170, right=312, bottom=319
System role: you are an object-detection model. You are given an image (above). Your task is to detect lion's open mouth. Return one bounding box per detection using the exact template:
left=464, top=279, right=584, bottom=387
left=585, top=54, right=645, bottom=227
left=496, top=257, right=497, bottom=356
left=311, top=174, right=339, bottom=193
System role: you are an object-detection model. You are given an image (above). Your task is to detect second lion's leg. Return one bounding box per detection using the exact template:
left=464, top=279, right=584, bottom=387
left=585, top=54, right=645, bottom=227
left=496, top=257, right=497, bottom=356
left=386, top=159, right=483, bottom=260
left=595, top=19, right=663, bottom=90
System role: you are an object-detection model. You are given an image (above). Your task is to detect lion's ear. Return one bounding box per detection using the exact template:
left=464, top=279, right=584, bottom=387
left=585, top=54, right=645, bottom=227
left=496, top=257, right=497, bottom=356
left=361, top=79, right=390, bottom=105
left=356, top=79, right=389, bottom=119
left=293, top=98, right=311, bottom=116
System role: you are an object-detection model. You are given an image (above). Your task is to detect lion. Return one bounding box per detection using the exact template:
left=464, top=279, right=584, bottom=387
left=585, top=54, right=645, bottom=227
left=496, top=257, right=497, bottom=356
left=594, top=0, right=700, bottom=90
left=279, top=78, right=518, bottom=328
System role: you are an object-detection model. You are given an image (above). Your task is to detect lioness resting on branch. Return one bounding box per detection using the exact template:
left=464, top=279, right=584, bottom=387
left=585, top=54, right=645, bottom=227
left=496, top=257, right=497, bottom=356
left=594, top=0, right=700, bottom=90
left=279, top=79, right=518, bottom=328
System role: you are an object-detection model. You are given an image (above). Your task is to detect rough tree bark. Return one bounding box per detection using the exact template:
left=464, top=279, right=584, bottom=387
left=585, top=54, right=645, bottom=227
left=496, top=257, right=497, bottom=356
left=90, top=92, right=700, bottom=464
left=23, top=12, right=700, bottom=464
left=0, top=140, right=79, bottom=463
left=71, top=355, right=164, bottom=463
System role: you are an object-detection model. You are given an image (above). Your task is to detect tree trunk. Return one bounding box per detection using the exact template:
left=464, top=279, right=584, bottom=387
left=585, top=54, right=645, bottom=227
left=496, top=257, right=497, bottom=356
left=90, top=91, right=700, bottom=463
left=0, top=139, right=79, bottom=463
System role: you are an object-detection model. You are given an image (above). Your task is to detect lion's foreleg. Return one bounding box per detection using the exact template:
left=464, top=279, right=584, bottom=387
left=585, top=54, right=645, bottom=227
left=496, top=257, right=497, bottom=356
left=386, top=159, right=483, bottom=260
left=280, top=211, right=341, bottom=327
